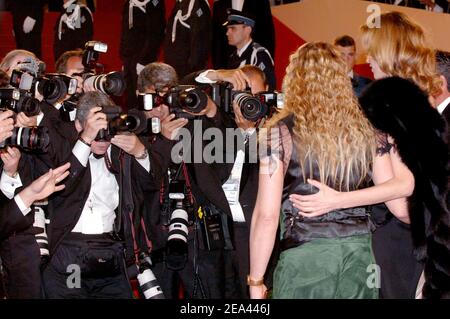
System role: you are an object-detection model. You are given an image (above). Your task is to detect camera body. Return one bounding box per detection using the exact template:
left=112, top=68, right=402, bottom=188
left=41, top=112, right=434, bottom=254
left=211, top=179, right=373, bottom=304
left=0, top=87, right=41, bottom=116
left=95, top=106, right=147, bottom=141
left=210, top=82, right=283, bottom=122
left=137, top=86, right=208, bottom=119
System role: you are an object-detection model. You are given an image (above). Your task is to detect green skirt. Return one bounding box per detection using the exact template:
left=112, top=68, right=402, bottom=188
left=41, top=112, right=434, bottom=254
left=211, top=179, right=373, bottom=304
left=273, top=234, right=378, bottom=299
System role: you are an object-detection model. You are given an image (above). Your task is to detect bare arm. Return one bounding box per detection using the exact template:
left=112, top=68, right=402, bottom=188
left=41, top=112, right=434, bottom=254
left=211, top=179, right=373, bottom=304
left=372, top=147, right=412, bottom=223
left=289, top=144, right=414, bottom=218
left=249, top=156, right=284, bottom=299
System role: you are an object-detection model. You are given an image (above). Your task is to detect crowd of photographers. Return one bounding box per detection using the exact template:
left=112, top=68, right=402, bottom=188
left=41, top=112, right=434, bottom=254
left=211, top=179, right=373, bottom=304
left=0, top=35, right=283, bottom=298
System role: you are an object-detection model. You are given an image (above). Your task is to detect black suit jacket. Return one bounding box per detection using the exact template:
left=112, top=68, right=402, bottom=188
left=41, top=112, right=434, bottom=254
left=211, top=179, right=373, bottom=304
left=352, top=73, right=372, bottom=98
left=0, top=193, right=33, bottom=241
left=212, top=0, right=275, bottom=69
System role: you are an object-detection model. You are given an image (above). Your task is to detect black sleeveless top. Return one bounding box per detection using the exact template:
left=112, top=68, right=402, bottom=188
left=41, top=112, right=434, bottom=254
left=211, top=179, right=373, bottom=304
left=278, top=116, right=372, bottom=251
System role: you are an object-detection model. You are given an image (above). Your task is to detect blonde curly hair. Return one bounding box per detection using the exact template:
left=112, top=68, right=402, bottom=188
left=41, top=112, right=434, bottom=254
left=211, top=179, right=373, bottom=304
left=267, top=42, right=376, bottom=191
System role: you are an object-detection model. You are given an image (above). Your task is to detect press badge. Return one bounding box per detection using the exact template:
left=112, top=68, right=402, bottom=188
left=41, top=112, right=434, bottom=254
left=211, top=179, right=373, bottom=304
left=222, top=149, right=246, bottom=223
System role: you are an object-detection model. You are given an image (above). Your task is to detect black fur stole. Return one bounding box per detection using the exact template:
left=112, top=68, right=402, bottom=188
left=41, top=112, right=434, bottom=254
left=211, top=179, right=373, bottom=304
left=359, top=76, right=450, bottom=299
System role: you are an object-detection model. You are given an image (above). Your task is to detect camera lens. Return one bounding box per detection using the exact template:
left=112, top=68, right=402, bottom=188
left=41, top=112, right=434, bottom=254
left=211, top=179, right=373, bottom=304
left=136, top=253, right=165, bottom=299
left=38, top=77, right=68, bottom=103
left=87, top=72, right=125, bottom=96
left=178, top=88, right=207, bottom=113
left=16, top=95, right=41, bottom=116
left=9, top=127, right=50, bottom=152
left=234, top=93, right=266, bottom=122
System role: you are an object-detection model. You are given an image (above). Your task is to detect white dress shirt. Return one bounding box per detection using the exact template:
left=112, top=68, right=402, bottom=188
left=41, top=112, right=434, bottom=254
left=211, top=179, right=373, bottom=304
left=437, top=96, right=450, bottom=115
left=237, top=40, right=252, bottom=57
left=71, top=140, right=150, bottom=234
left=0, top=170, right=32, bottom=216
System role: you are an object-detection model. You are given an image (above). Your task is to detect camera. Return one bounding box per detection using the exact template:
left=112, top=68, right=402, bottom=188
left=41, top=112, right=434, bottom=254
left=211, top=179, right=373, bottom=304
left=137, top=86, right=208, bottom=119
left=81, top=41, right=125, bottom=96
left=135, top=252, right=165, bottom=299
left=96, top=106, right=148, bottom=141
left=210, top=83, right=284, bottom=121
left=164, top=180, right=190, bottom=271
left=82, top=41, right=108, bottom=70
left=36, top=73, right=78, bottom=103
left=11, top=69, right=78, bottom=104
left=0, top=88, right=41, bottom=116
left=0, top=126, right=50, bottom=152
left=83, top=71, right=125, bottom=96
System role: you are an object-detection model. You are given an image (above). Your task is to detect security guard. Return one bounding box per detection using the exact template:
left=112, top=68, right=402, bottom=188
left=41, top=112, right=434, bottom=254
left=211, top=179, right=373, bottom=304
left=224, top=9, right=276, bottom=90
left=53, top=0, right=94, bottom=61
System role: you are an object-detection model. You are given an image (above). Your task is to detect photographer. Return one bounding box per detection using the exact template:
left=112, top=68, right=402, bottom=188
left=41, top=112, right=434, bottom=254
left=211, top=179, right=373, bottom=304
left=41, top=91, right=167, bottom=298
left=0, top=154, right=70, bottom=298
left=183, top=65, right=275, bottom=298
left=140, top=62, right=272, bottom=298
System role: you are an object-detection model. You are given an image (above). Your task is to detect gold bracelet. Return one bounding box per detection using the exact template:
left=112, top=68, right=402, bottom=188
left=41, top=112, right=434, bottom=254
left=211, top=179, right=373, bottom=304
left=247, top=275, right=264, bottom=286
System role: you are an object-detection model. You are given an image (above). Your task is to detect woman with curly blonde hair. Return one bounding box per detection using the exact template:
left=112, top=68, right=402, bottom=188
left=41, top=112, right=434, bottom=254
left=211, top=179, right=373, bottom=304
left=248, top=42, right=413, bottom=299
left=289, top=12, right=450, bottom=299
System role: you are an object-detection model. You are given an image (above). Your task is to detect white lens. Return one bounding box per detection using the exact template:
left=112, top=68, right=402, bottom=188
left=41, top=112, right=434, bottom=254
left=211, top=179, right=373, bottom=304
left=68, top=78, right=78, bottom=95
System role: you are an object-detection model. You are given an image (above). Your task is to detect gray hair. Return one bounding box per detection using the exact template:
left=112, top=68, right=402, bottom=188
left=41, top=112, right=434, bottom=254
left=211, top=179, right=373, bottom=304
left=0, top=49, right=36, bottom=73
left=137, top=62, right=178, bottom=93
left=76, top=91, right=116, bottom=126
left=436, top=51, right=450, bottom=92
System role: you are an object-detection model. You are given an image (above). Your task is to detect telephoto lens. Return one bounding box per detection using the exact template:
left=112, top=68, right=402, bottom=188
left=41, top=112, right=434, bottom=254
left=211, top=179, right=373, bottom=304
left=233, top=92, right=268, bottom=122
left=136, top=252, right=165, bottom=299
left=33, top=203, right=49, bottom=259
left=83, top=72, right=126, bottom=96
left=0, top=127, right=50, bottom=152
left=165, top=192, right=189, bottom=271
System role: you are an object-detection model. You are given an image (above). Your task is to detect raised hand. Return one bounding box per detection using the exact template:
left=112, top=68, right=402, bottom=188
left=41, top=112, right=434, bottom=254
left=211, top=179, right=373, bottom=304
left=289, top=179, right=341, bottom=217
left=18, top=162, right=71, bottom=208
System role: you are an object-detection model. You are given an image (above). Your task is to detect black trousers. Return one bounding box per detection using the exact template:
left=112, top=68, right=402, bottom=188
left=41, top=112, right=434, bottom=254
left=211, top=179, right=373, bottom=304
left=372, top=217, right=423, bottom=298
left=11, top=10, right=44, bottom=58
left=42, top=235, right=133, bottom=299
left=0, top=233, right=42, bottom=299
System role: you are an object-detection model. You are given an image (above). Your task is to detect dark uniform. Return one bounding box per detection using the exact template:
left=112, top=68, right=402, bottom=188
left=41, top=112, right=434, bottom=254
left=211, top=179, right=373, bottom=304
left=53, top=0, right=94, bottom=61
left=8, top=0, right=46, bottom=58
left=228, top=41, right=276, bottom=90
left=120, top=0, right=166, bottom=109
left=212, top=0, right=275, bottom=69
left=224, top=10, right=276, bottom=90
left=163, top=0, right=212, bottom=79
